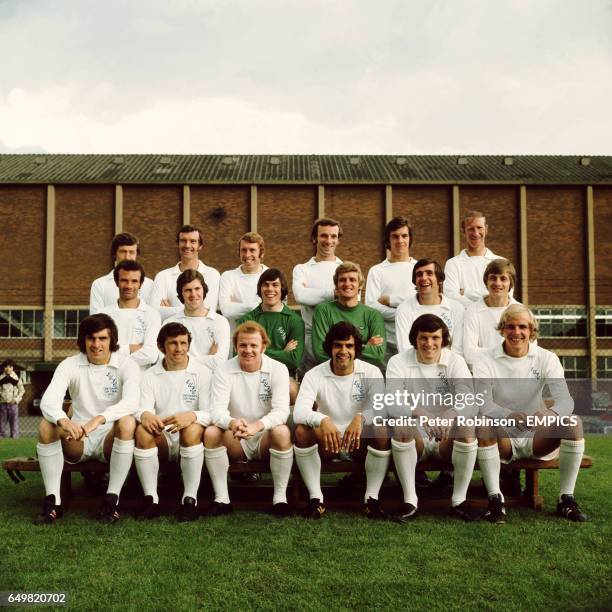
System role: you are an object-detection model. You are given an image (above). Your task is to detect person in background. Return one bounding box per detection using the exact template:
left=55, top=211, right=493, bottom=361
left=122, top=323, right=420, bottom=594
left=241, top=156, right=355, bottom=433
left=0, top=359, right=25, bottom=438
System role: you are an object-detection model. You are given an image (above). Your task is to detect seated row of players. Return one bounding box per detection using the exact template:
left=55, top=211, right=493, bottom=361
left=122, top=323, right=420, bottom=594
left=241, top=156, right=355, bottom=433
left=90, top=211, right=515, bottom=372
left=35, top=307, right=587, bottom=524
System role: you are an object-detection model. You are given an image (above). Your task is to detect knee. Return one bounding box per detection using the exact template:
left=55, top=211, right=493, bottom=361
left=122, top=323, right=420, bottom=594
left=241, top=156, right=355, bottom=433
left=369, top=437, right=390, bottom=451
left=114, top=415, right=136, bottom=439
left=38, top=418, right=58, bottom=443
left=269, top=425, right=291, bottom=448
left=569, top=415, right=583, bottom=439
left=294, top=424, right=314, bottom=447
left=204, top=425, right=224, bottom=448
left=135, top=424, right=155, bottom=448
left=180, top=423, right=204, bottom=446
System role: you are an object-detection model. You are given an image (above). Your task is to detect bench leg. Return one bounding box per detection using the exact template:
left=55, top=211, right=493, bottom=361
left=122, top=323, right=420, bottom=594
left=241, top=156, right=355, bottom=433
left=525, top=469, right=543, bottom=511
left=60, top=471, right=72, bottom=501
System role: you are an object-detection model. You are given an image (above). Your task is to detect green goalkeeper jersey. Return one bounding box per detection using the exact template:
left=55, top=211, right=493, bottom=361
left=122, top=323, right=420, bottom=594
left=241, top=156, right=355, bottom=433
left=237, top=304, right=305, bottom=375
left=311, top=300, right=386, bottom=368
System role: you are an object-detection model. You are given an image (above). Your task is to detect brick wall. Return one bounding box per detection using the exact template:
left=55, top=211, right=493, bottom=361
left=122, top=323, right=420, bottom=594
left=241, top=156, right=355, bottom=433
left=324, top=186, right=385, bottom=279
left=123, top=185, right=182, bottom=279
left=54, top=185, right=114, bottom=304
left=393, top=186, right=452, bottom=264
left=258, top=186, right=317, bottom=303
left=0, top=186, right=46, bottom=305
left=526, top=186, right=586, bottom=305
left=190, top=186, right=250, bottom=275
left=593, top=187, right=612, bottom=305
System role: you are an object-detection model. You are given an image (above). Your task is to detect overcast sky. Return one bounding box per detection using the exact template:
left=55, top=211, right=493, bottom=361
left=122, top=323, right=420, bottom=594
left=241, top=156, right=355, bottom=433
left=0, top=0, right=610, bottom=155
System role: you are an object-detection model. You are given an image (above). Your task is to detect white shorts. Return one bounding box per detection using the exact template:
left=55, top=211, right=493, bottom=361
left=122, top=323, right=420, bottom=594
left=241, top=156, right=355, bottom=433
left=504, top=435, right=560, bottom=464
left=66, top=421, right=114, bottom=464
left=239, top=430, right=266, bottom=461
left=411, top=426, right=442, bottom=462
left=163, top=429, right=180, bottom=463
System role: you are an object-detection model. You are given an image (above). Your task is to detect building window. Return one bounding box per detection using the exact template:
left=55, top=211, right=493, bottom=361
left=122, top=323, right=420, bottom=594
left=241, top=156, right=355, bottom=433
left=53, top=309, right=90, bottom=339
left=559, top=356, right=589, bottom=379
left=596, top=307, right=612, bottom=338
left=0, top=309, right=44, bottom=338
left=533, top=307, right=587, bottom=338
left=597, top=356, right=612, bottom=379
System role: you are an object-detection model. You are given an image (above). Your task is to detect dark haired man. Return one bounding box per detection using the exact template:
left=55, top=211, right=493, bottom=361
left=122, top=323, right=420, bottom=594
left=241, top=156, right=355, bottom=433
left=36, top=314, right=141, bottom=524
left=387, top=314, right=478, bottom=522
left=294, top=322, right=388, bottom=519
left=293, top=218, right=343, bottom=372
left=166, top=269, right=230, bottom=370
left=90, top=232, right=154, bottom=314
left=151, top=224, right=220, bottom=320
left=102, top=260, right=161, bottom=371
left=237, top=268, right=305, bottom=401
left=366, top=216, right=417, bottom=360
left=396, top=259, right=464, bottom=355
left=134, top=322, right=213, bottom=522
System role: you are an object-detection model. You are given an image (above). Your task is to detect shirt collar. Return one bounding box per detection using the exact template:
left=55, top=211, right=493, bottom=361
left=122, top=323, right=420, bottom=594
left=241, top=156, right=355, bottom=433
left=78, top=352, right=120, bottom=368
left=381, top=257, right=417, bottom=267
left=322, top=358, right=368, bottom=377
left=493, top=341, right=537, bottom=360
left=227, top=353, right=273, bottom=374
left=153, top=356, right=199, bottom=375
left=402, top=347, right=451, bottom=367
left=173, top=260, right=205, bottom=274
left=306, top=256, right=342, bottom=266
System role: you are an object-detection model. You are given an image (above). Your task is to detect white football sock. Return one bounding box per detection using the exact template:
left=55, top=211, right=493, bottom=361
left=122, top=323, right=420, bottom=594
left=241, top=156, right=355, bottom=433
left=451, top=440, right=477, bottom=507
left=269, top=447, right=294, bottom=505
left=134, top=446, right=159, bottom=503
left=107, top=438, right=135, bottom=499
left=477, top=443, right=503, bottom=500
left=180, top=443, right=204, bottom=504
left=391, top=439, right=418, bottom=507
left=558, top=439, right=585, bottom=500
left=294, top=444, right=323, bottom=501
left=364, top=446, right=391, bottom=502
left=37, top=440, right=64, bottom=505
left=204, top=446, right=230, bottom=504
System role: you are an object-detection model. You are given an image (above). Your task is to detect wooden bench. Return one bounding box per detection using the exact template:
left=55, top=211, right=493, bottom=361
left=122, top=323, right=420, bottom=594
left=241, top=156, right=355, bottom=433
left=2, top=455, right=593, bottom=511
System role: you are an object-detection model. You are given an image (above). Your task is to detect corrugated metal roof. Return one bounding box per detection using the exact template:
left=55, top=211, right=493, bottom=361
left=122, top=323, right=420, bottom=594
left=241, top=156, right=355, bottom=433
left=0, top=154, right=610, bottom=185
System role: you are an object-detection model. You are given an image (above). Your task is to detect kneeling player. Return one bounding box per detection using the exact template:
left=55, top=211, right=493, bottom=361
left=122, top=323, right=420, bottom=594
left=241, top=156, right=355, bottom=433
left=293, top=322, right=389, bottom=519
left=204, top=322, right=293, bottom=516
left=134, top=323, right=212, bottom=521
left=473, top=304, right=587, bottom=522
left=387, top=314, right=479, bottom=522
left=36, top=314, right=140, bottom=524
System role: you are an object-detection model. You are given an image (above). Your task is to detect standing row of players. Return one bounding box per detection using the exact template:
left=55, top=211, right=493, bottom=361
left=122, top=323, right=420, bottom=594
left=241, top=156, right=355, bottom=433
left=87, top=215, right=520, bottom=372
left=33, top=213, right=587, bottom=524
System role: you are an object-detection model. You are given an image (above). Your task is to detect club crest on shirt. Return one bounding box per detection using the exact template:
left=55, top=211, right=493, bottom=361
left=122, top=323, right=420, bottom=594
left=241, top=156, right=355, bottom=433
left=134, top=314, right=146, bottom=342
left=529, top=367, right=541, bottom=380
left=259, top=374, right=272, bottom=403
left=351, top=377, right=366, bottom=403
left=436, top=371, right=451, bottom=394
left=103, top=372, right=119, bottom=399
left=183, top=378, right=198, bottom=405
left=277, top=326, right=287, bottom=342
left=439, top=312, right=453, bottom=331
left=207, top=326, right=216, bottom=342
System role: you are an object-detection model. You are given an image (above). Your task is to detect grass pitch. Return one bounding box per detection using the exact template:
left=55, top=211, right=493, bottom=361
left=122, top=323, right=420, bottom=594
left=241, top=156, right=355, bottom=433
left=1, top=436, right=610, bottom=611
